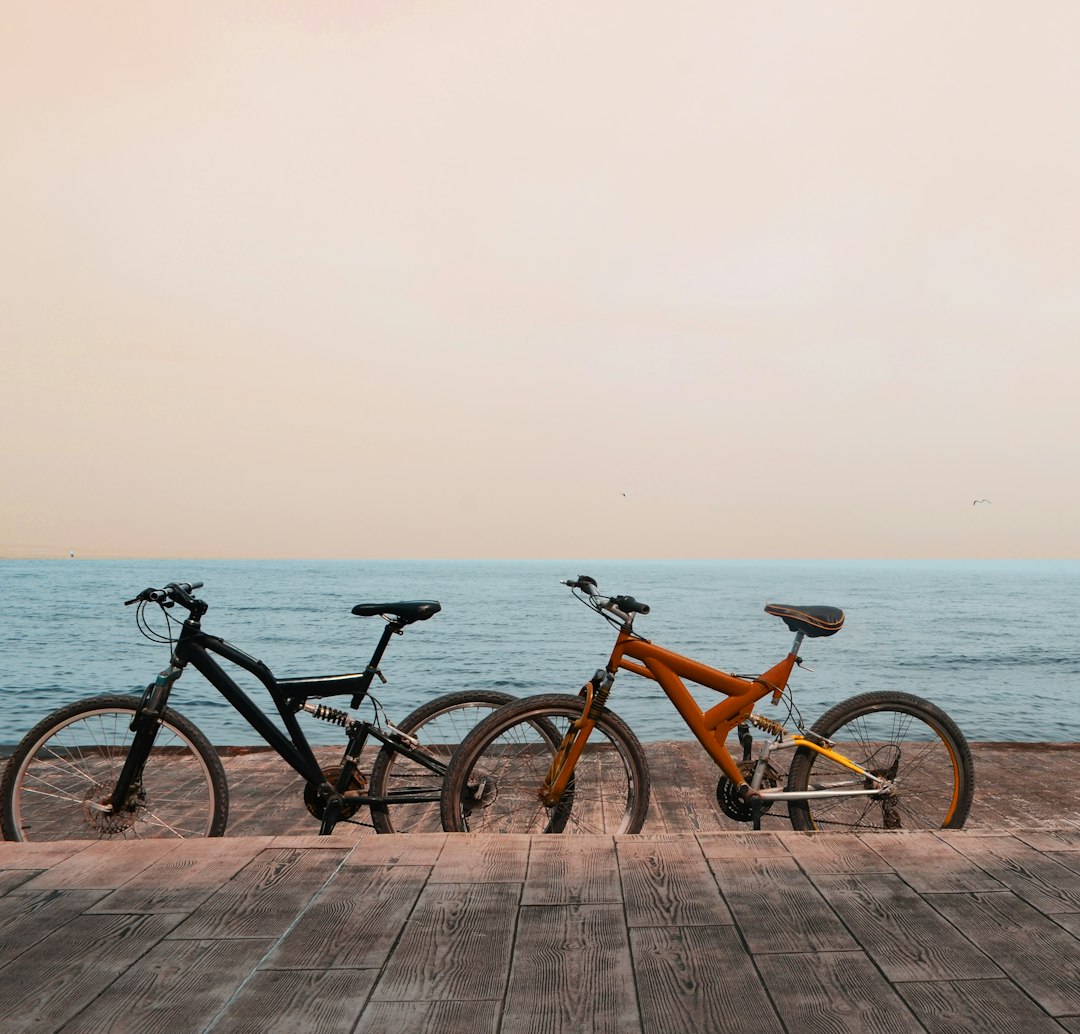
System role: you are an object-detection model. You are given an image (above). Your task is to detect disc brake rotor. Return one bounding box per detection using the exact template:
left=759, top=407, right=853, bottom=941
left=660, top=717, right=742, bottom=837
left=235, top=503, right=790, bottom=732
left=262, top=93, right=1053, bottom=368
left=82, top=783, right=144, bottom=835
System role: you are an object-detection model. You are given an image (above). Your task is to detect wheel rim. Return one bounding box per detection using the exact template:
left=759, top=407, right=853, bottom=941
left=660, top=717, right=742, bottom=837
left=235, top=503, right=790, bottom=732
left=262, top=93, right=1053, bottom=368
left=9, top=708, right=219, bottom=840
left=453, top=707, right=641, bottom=835
left=799, top=706, right=965, bottom=831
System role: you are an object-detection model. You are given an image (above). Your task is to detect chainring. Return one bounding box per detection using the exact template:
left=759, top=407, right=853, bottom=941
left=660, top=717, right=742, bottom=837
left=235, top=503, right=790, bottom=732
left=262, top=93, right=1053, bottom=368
left=304, top=766, right=367, bottom=820
left=716, top=759, right=780, bottom=823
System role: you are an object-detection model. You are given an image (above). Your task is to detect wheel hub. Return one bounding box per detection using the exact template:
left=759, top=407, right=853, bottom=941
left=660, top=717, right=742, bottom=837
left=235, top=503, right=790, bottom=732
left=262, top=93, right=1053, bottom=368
left=82, top=784, right=144, bottom=835
left=461, top=775, right=499, bottom=814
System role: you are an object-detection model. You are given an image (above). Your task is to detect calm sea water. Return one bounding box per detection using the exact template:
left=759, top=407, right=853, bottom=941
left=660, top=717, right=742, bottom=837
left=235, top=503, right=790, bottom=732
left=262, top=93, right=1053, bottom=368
left=1, top=559, right=1078, bottom=747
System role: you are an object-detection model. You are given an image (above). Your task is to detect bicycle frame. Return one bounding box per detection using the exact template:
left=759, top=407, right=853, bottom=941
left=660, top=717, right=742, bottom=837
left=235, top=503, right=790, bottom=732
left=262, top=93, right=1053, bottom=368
left=543, top=622, right=891, bottom=808
left=109, top=609, right=452, bottom=829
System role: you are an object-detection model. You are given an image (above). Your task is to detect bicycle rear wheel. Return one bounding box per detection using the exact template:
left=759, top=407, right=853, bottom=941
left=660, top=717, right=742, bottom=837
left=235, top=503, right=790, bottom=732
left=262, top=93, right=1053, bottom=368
left=786, top=691, right=974, bottom=832
left=367, top=690, right=516, bottom=833
left=440, top=693, right=651, bottom=835
left=0, top=694, right=228, bottom=841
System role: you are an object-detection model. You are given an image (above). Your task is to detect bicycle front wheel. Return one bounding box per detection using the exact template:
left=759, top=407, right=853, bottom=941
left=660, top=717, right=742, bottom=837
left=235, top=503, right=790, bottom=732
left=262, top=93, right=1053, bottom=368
left=367, top=690, right=516, bottom=833
left=786, top=691, right=975, bottom=832
left=0, top=694, right=228, bottom=841
left=440, top=693, right=651, bottom=835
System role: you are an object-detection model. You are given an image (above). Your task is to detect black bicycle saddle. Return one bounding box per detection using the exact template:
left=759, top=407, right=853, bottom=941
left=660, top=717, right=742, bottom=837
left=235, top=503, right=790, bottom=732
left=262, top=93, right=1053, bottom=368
left=351, top=601, right=442, bottom=623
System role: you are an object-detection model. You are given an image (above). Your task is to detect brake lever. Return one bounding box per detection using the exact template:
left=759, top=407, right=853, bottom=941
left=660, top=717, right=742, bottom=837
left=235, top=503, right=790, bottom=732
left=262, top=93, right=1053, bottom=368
left=124, top=588, right=166, bottom=606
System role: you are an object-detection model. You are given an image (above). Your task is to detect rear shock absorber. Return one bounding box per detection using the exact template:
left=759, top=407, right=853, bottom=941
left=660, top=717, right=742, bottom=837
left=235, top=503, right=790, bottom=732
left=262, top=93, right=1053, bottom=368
left=300, top=702, right=358, bottom=732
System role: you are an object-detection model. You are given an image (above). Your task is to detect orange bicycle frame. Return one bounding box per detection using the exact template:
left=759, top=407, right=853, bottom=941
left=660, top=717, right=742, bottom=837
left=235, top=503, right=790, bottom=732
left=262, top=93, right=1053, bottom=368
left=611, top=627, right=799, bottom=788
left=541, top=625, right=801, bottom=803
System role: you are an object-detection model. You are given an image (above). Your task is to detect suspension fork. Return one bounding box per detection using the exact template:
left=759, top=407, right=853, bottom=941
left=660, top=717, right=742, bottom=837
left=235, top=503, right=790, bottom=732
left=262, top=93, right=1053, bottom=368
left=105, top=664, right=182, bottom=814
left=540, top=669, right=611, bottom=805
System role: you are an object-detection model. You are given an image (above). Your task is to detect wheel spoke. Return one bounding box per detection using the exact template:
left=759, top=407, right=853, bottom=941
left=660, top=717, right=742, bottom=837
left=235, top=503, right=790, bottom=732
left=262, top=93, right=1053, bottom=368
left=787, top=692, right=973, bottom=832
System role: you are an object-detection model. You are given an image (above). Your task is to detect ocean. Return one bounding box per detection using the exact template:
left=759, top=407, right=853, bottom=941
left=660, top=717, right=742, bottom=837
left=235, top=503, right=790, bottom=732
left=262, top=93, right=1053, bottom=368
left=1, top=559, right=1078, bottom=747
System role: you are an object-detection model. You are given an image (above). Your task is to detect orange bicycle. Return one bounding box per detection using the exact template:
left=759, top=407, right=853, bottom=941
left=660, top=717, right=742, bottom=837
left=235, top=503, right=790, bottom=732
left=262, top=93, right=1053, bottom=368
left=440, top=575, right=975, bottom=834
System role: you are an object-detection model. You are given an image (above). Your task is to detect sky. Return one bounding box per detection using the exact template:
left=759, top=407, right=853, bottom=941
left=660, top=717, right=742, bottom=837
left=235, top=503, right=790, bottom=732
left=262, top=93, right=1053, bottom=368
left=2, top=2, right=1078, bottom=560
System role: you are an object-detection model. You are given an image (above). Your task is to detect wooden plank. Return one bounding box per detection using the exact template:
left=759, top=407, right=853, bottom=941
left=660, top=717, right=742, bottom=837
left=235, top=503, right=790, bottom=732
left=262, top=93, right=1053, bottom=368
left=523, top=835, right=621, bottom=905
left=0, top=868, right=38, bottom=895
left=755, top=950, right=926, bottom=1033
left=1015, top=829, right=1080, bottom=852
left=167, top=847, right=346, bottom=940
left=89, top=838, right=268, bottom=913
left=643, top=742, right=727, bottom=834
left=20, top=837, right=178, bottom=890
left=928, top=890, right=1080, bottom=1016
left=371, top=882, right=520, bottom=1002
left=501, top=903, right=641, bottom=1034
left=618, top=838, right=733, bottom=927
left=0, top=912, right=183, bottom=1034
left=631, top=925, right=784, bottom=1034
left=857, top=830, right=1003, bottom=893
left=223, top=773, right=312, bottom=837
left=778, top=831, right=898, bottom=874
left=344, top=833, right=445, bottom=867
left=1048, top=909, right=1080, bottom=939
left=262, top=865, right=428, bottom=970
left=708, top=855, right=856, bottom=953
left=696, top=831, right=792, bottom=859
left=269, top=832, right=363, bottom=848
left=219, top=745, right=384, bottom=838
left=53, top=935, right=274, bottom=1034
left=0, top=888, right=108, bottom=969
left=812, top=872, right=1002, bottom=981
left=971, top=746, right=1080, bottom=830
left=431, top=833, right=530, bottom=884
left=644, top=739, right=794, bottom=834
left=353, top=1000, right=502, bottom=1034
left=945, top=833, right=1080, bottom=913
left=208, top=968, right=378, bottom=1034
left=897, top=977, right=1071, bottom=1034
left=0, top=839, right=93, bottom=868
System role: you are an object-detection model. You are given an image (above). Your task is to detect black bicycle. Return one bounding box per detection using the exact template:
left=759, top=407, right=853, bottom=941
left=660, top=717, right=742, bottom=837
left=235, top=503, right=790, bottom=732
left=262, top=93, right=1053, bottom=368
left=0, top=581, right=516, bottom=841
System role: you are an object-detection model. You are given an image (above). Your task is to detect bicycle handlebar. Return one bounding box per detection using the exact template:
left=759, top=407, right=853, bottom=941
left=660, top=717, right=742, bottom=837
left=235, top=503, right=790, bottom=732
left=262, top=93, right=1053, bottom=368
left=125, top=581, right=205, bottom=608
left=562, top=576, right=650, bottom=619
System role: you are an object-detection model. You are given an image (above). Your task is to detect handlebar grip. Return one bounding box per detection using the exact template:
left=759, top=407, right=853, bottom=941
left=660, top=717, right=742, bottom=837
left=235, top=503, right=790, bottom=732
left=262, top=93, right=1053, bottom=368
left=611, top=595, right=650, bottom=615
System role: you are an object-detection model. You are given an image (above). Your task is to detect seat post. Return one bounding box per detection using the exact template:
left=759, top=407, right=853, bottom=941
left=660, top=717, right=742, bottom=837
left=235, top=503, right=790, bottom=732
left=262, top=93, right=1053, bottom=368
left=350, top=619, right=404, bottom=709
left=790, top=630, right=805, bottom=657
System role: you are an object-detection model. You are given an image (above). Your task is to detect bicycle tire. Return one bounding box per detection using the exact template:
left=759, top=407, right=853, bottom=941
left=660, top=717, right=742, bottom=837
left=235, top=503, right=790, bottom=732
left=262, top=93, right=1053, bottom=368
left=0, top=694, right=229, bottom=841
left=367, top=690, right=517, bottom=833
left=440, top=693, right=651, bottom=835
left=786, top=691, right=974, bottom=832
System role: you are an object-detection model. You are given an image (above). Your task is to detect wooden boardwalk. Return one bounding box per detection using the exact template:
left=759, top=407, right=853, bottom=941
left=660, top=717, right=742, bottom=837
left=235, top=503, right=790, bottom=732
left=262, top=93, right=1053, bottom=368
left=2, top=743, right=1080, bottom=1032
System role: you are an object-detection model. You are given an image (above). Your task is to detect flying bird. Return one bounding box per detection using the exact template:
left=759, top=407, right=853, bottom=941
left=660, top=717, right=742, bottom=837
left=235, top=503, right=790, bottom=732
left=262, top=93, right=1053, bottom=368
left=973, top=499, right=991, bottom=505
